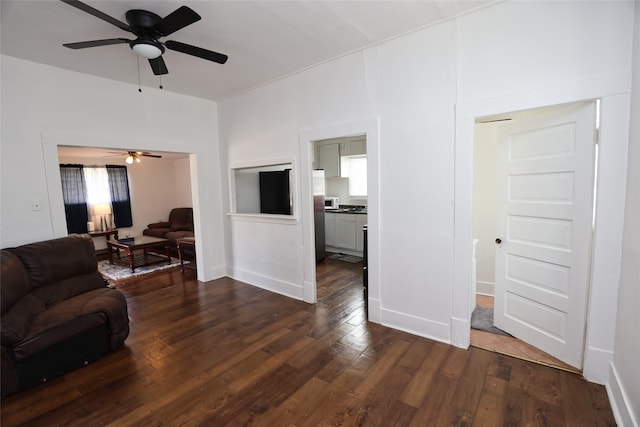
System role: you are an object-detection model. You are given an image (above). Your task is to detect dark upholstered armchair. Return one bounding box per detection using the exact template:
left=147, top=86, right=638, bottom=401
left=143, top=208, right=194, bottom=246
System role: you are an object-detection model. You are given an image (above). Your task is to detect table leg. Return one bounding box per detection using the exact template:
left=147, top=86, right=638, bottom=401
left=128, top=249, right=135, bottom=273
left=165, top=244, right=171, bottom=265
left=108, top=243, right=114, bottom=264
left=177, top=241, right=185, bottom=273
left=110, top=231, right=119, bottom=257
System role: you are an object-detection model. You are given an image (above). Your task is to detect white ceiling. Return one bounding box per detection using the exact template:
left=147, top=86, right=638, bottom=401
left=1, top=0, right=496, bottom=102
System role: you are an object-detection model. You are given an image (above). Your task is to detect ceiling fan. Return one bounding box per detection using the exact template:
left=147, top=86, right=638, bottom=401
left=60, top=0, right=228, bottom=76
left=107, top=151, right=162, bottom=164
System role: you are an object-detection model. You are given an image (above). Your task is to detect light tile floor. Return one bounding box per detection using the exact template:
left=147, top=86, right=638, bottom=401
left=471, top=295, right=579, bottom=373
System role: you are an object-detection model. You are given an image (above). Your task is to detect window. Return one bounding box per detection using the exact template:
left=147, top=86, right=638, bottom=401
left=340, top=155, right=367, bottom=198
left=231, top=162, right=294, bottom=216
left=59, top=164, right=133, bottom=233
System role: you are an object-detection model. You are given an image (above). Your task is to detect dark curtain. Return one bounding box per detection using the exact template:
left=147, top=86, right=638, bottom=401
left=59, top=164, right=88, bottom=234
left=106, top=165, right=133, bottom=228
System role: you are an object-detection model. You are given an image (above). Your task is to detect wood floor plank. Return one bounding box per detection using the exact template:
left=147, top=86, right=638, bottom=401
left=471, top=373, right=509, bottom=427
left=400, top=341, right=451, bottom=407
left=0, top=259, right=616, bottom=426
left=450, top=346, right=494, bottom=414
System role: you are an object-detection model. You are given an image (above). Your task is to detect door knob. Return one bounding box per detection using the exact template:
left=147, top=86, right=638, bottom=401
left=495, top=238, right=502, bottom=244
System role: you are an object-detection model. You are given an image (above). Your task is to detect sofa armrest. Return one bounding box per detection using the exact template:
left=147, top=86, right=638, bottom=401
left=147, top=221, right=171, bottom=229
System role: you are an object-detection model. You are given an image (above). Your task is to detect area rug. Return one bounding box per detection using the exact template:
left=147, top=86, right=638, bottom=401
left=328, top=253, right=363, bottom=263
left=471, top=305, right=512, bottom=336
left=98, top=258, right=182, bottom=281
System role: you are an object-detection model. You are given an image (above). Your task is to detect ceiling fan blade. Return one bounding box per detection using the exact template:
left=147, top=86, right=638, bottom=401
left=141, top=154, right=162, bottom=158
left=165, top=40, right=228, bottom=64
left=154, top=6, right=201, bottom=37
left=63, top=38, right=130, bottom=49
left=60, top=0, right=130, bottom=32
left=148, top=57, right=169, bottom=75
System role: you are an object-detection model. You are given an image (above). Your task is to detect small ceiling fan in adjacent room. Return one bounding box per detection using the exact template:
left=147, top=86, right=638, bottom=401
left=107, top=151, right=162, bottom=164
left=60, top=0, right=228, bottom=76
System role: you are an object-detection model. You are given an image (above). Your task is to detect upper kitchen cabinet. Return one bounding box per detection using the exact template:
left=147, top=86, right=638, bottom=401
left=340, top=138, right=366, bottom=156
left=317, top=143, right=340, bottom=177
left=314, top=136, right=366, bottom=178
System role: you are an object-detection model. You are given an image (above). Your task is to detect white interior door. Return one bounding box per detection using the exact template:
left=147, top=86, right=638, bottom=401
left=494, top=101, right=597, bottom=369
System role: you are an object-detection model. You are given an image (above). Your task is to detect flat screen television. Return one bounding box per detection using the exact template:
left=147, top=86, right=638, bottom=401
left=259, top=170, right=291, bottom=215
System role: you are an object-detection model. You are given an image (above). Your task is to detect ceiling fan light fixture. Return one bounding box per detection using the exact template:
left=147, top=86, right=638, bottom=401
left=131, top=40, right=163, bottom=59
left=125, top=154, right=135, bottom=164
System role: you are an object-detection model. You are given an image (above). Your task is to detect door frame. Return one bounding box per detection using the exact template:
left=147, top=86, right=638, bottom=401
left=298, top=118, right=381, bottom=323
left=452, top=75, right=631, bottom=382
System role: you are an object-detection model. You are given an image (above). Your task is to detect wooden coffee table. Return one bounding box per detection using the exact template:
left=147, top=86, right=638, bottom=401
left=107, top=236, right=171, bottom=273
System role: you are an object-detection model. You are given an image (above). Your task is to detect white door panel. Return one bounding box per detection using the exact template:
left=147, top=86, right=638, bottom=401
left=494, top=101, right=596, bottom=369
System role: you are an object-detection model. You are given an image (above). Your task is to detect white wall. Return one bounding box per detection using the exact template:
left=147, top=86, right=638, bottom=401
left=472, top=122, right=499, bottom=295
left=608, top=4, right=640, bottom=426
left=1, top=56, right=224, bottom=280
left=453, top=0, right=633, bottom=384
left=173, top=157, right=193, bottom=209
left=218, top=0, right=635, bottom=386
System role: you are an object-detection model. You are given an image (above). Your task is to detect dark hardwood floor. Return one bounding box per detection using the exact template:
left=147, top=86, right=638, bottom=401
left=1, top=259, right=615, bottom=426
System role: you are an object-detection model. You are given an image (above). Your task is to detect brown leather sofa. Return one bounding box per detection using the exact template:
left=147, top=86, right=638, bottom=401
left=1, top=235, right=129, bottom=397
left=143, top=207, right=194, bottom=248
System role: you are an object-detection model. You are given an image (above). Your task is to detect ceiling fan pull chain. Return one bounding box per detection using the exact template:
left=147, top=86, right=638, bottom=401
left=159, top=75, right=163, bottom=90
left=137, top=56, right=142, bottom=93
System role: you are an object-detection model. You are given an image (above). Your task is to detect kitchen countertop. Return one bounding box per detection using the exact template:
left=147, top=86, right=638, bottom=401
left=325, top=208, right=367, bottom=214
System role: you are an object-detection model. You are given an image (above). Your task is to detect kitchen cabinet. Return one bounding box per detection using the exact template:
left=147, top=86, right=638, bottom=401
left=317, top=144, right=340, bottom=177
left=340, top=139, right=366, bottom=156
left=316, top=138, right=366, bottom=178
left=326, top=213, right=367, bottom=255
left=335, top=215, right=357, bottom=249
left=325, top=212, right=336, bottom=246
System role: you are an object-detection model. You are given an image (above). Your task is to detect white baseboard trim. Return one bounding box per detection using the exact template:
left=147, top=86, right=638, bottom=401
left=450, top=316, right=470, bottom=348
left=380, top=307, right=450, bottom=344
left=226, top=266, right=304, bottom=301
left=368, top=297, right=382, bottom=323
left=303, top=280, right=315, bottom=303
left=583, top=345, right=613, bottom=385
left=607, top=363, right=639, bottom=427
left=205, top=264, right=226, bottom=281
left=476, top=281, right=495, bottom=296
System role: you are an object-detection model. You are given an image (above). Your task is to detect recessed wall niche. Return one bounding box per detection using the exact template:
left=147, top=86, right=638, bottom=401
left=231, top=162, right=294, bottom=216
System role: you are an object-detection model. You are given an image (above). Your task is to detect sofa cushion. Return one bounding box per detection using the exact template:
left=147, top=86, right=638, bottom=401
left=32, top=271, right=105, bottom=308
left=143, top=228, right=168, bottom=239
left=7, top=235, right=97, bottom=290
left=147, top=221, right=170, bottom=229
left=1, top=250, right=31, bottom=314
left=1, top=294, right=45, bottom=346
left=168, top=208, right=193, bottom=225
left=165, top=231, right=195, bottom=242
left=170, top=222, right=192, bottom=232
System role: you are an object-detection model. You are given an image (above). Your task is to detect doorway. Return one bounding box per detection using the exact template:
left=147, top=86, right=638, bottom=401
left=471, top=101, right=598, bottom=371
left=312, top=135, right=368, bottom=304
left=298, top=118, right=379, bottom=324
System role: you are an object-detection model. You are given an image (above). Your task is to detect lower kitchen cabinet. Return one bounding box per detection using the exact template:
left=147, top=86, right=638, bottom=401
left=335, top=215, right=357, bottom=249
left=325, top=212, right=336, bottom=247
left=325, top=213, right=367, bottom=256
